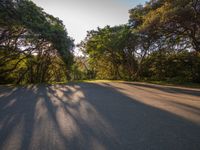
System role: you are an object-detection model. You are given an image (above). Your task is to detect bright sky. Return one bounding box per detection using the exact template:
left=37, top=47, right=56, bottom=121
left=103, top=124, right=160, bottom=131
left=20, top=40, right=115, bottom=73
left=32, top=0, right=146, bottom=54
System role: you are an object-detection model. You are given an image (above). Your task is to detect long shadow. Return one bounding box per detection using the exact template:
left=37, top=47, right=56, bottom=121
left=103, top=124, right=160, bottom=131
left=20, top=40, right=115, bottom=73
left=74, top=82, right=200, bottom=150
left=43, top=84, right=120, bottom=150
left=0, top=83, right=200, bottom=150
left=165, top=100, right=200, bottom=116
left=0, top=85, right=38, bottom=150
left=104, top=82, right=200, bottom=118
left=124, top=82, right=200, bottom=97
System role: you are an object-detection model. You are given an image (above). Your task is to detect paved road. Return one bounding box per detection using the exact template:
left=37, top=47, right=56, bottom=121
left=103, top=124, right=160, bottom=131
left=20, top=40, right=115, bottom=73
left=0, top=82, right=200, bottom=150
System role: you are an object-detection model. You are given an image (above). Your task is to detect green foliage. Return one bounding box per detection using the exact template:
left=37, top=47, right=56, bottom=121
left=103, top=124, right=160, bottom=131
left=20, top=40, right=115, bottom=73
left=71, top=56, right=94, bottom=80
left=141, top=51, right=200, bottom=82
left=138, top=0, right=200, bottom=52
left=1, top=0, right=200, bottom=84
left=78, top=0, right=200, bottom=83
left=79, top=25, right=138, bottom=80
left=0, top=0, right=74, bottom=84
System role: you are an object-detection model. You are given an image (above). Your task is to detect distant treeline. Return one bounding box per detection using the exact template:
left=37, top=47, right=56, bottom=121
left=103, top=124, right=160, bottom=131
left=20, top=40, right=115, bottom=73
left=76, top=0, right=200, bottom=83
left=0, top=0, right=74, bottom=84
left=0, top=0, right=200, bottom=84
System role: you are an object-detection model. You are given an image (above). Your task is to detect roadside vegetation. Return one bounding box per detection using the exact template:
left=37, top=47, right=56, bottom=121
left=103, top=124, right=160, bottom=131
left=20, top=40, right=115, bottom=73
left=1, top=0, right=200, bottom=86
left=0, top=0, right=74, bottom=84
left=77, top=0, right=200, bottom=84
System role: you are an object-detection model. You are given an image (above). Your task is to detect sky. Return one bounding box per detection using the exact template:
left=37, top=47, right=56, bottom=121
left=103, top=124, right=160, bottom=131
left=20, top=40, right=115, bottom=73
left=32, top=0, right=146, bottom=54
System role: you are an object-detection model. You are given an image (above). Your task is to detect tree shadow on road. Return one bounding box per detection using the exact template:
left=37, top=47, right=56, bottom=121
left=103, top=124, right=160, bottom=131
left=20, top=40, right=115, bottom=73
left=0, top=83, right=200, bottom=150
left=124, top=82, right=200, bottom=97
left=0, top=85, right=38, bottom=150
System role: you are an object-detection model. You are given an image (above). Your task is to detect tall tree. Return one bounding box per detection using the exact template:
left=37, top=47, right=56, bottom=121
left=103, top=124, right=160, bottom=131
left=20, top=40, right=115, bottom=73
left=0, top=0, right=74, bottom=84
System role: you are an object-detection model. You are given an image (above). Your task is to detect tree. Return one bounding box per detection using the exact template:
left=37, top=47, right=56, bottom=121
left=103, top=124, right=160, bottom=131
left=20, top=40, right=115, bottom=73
left=138, top=0, right=200, bottom=52
left=79, top=0, right=200, bottom=83
left=79, top=25, right=138, bottom=80
left=0, top=0, right=74, bottom=84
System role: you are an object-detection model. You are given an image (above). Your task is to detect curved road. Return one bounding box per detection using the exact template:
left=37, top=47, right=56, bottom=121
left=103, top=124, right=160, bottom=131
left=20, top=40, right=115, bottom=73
left=0, top=82, right=200, bottom=150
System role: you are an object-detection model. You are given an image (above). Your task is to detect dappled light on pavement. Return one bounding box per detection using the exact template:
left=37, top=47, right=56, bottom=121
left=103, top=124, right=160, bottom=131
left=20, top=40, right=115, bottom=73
left=0, top=84, right=118, bottom=150
left=0, top=82, right=200, bottom=150
left=103, top=82, right=200, bottom=124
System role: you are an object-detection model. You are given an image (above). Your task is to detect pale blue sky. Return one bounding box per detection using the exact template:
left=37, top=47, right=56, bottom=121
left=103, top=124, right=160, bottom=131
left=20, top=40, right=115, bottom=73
left=32, top=0, right=146, bottom=50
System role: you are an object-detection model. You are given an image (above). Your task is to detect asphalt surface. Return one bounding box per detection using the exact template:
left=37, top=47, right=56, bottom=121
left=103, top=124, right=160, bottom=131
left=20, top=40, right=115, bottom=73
left=0, top=82, right=200, bottom=150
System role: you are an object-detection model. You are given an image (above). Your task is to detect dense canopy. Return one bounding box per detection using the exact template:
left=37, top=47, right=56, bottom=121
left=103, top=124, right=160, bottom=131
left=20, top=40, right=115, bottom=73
left=1, top=0, right=200, bottom=84
left=77, top=0, right=200, bottom=83
left=0, top=0, right=74, bottom=84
